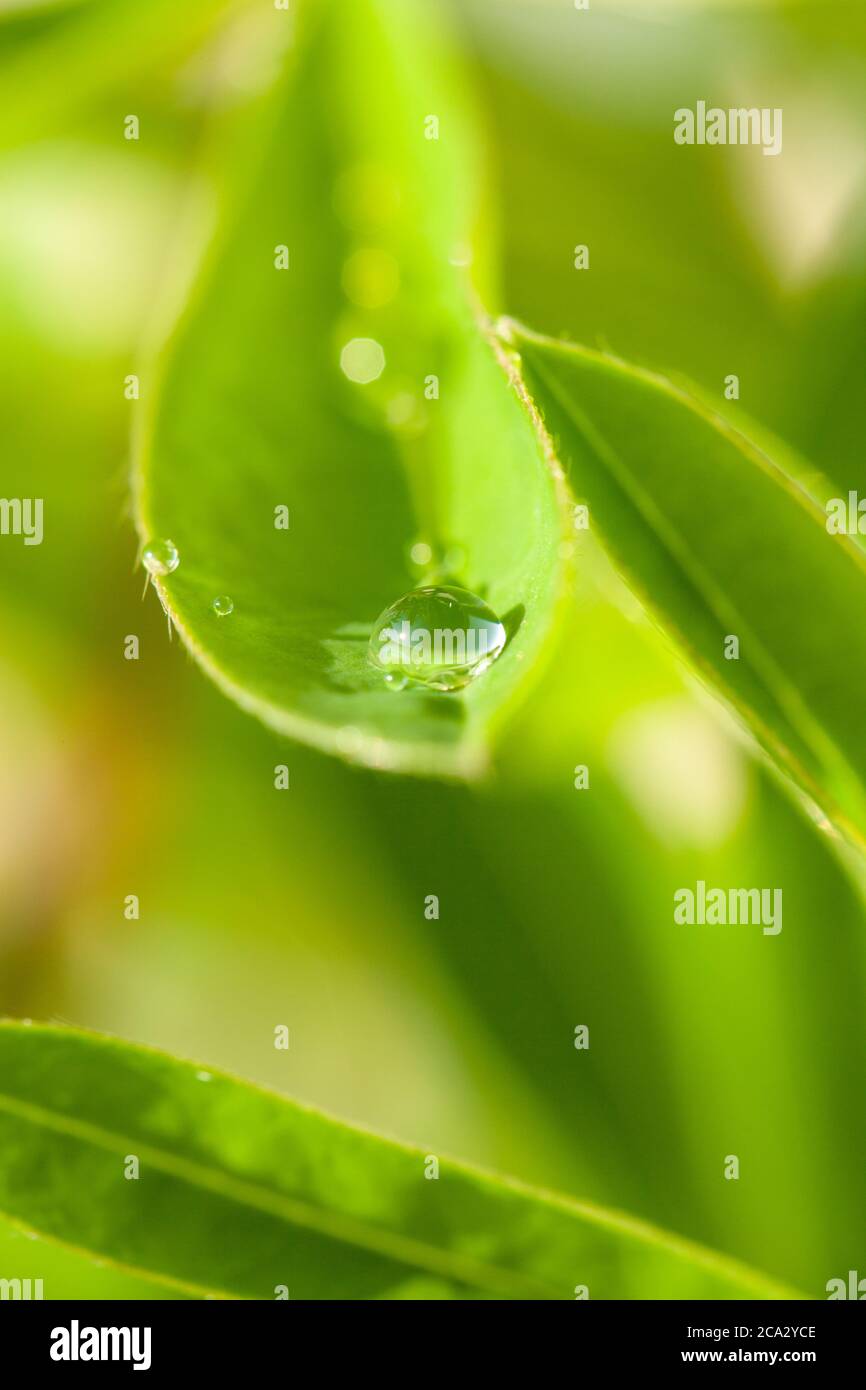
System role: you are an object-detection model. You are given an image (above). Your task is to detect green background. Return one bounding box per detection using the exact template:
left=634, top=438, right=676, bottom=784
left=0, top=0, right=864, bottom=1298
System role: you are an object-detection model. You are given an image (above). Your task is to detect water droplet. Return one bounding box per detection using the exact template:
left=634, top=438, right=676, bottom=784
left=368, top=585, right=506, bottom=692
left=196, top=1070, right=213, bottom=1082
left=384, top=672, right=409, bottom=692
left=340, top=336, right=385, bottom=384
left=342, top=247, right=399, bottom=309
left=212, top=595, right=234, bottom=616
left=142, top=538, right=179, bottom=576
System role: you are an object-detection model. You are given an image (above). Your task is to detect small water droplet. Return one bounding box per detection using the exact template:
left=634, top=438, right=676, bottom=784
left=368, top=585, right=507, bottom=692
left=212, top=595, right=234, bottom=616
left=142, top=538, right=179, bottom=576
left=340, top=337, right=385, bottom=384
left=196, top=1070, right=213, bottom=1082
left=384, top=672, right=409, bottom=692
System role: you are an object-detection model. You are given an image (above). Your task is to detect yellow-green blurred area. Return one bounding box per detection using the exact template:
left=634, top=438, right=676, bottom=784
left=1, top=0, right=865, bottom=1299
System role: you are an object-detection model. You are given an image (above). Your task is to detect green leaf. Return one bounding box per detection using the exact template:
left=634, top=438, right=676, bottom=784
left=0, top=1022, right=802, bottom=1299
left=0, top=0, right=237, bottom=149
left=499, top=318, right=866, bottom=850
left=133, top=0, right=567, bottom=778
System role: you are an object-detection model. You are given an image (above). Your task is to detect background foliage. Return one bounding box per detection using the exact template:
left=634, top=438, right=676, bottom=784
left=0, top=0, right=865, bottom=1298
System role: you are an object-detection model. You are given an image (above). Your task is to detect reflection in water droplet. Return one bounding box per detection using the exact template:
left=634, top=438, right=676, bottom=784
left=340, top=337, right=386, bottom=384
left=142, top=538, right=179, bottom=576
left=342, top=247, right=399, bottom=309
left=212, top=595, right=234, bottom=616
left=368, top=585, right=506, bottom=692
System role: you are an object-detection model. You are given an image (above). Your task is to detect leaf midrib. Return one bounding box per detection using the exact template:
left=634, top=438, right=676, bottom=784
left=0, top=1089, right=554, bottom=1300
left=523, top=342, right=866, bottom=816
left=0, top=1080, right=806, bottom=1302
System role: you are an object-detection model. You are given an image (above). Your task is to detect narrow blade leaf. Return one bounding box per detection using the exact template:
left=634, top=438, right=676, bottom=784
left=0, top=1023, right=801, bottom=1299
left=500, top=319, right=866, bottom=848
left=133, top=0, right=567, bottom=778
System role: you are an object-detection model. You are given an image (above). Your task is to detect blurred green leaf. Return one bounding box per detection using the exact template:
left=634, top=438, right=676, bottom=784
left=0, top=1022, right=803, bottom=1299
left=0, top=0, right=238, bottom=148
left=134, top=0, right=567, bottom=778
left=500, top=318, right=866, bottom=849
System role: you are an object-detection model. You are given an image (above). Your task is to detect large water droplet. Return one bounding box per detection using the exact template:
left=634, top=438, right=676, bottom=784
left=212, top=595, right=234, bottom=616
left=368, top=585, right=506, bottom=692
left=142, top=538, right=179, bottom=576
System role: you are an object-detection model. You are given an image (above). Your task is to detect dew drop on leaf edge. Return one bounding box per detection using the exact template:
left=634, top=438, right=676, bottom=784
left=368, top=584, right=507, bottom=692
left=142, top=538, right=180, bottom=577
